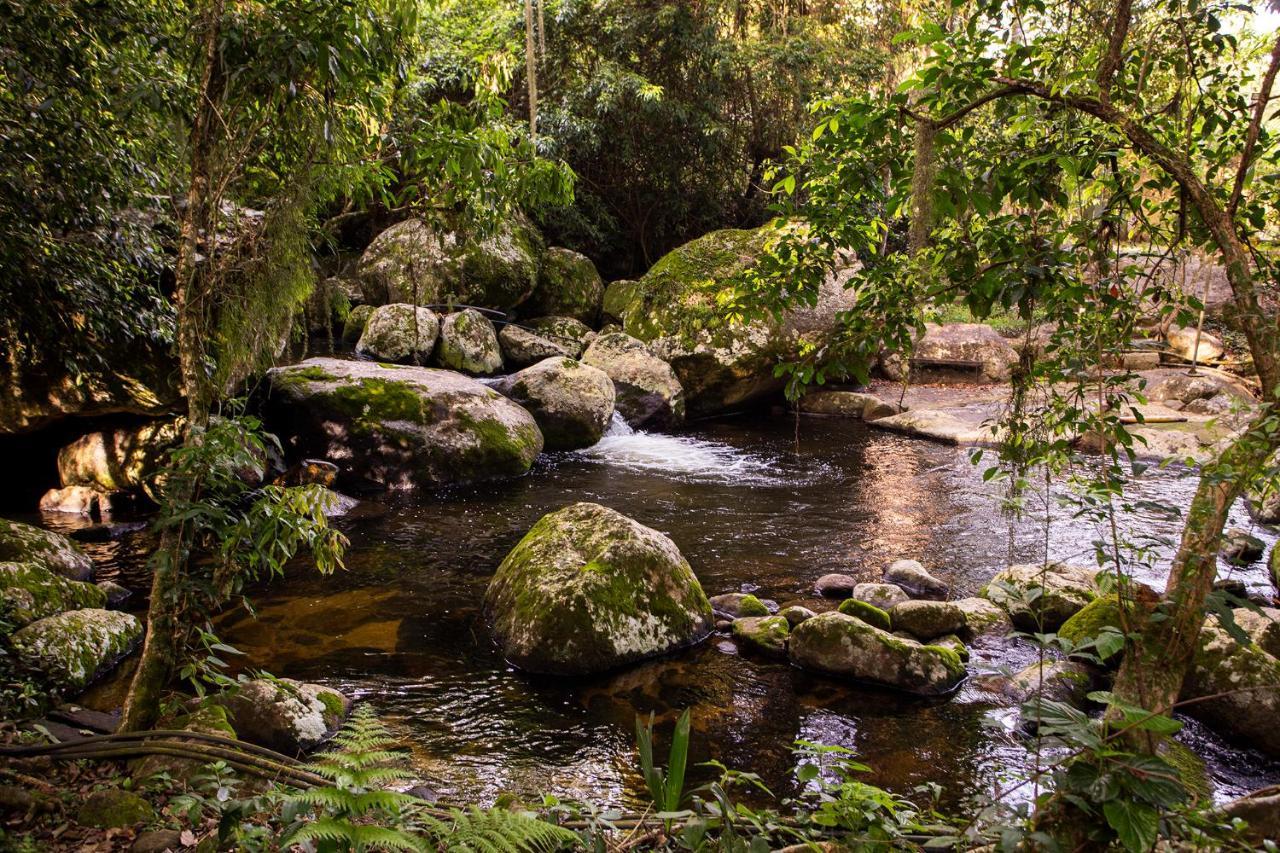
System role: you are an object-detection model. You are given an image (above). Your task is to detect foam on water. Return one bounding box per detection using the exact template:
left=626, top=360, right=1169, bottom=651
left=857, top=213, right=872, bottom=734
left=574, top=413, right=808, bottom=486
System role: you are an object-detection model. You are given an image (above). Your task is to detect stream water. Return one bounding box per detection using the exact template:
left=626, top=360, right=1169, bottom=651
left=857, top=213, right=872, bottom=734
left=50, top=411, right=1280, bottom=811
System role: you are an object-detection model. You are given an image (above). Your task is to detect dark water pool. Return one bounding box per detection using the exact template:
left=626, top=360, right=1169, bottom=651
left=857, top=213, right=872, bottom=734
left=51, top=413, right=1280, bottom=810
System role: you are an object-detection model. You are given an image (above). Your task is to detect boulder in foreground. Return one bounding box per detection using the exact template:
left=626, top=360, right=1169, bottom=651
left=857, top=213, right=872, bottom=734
left=11, top=608, right=142, bottom=693
left=484, top=502, right=714, bottom=675
left=0, top=518, right=94, bottom=581
left=263, top=358, right=542, bottom=490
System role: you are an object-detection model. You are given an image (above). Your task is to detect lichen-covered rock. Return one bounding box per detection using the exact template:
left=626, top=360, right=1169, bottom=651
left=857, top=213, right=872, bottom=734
left=1150, top=371, right=1252, bottom=406
left=526, top=247, right=605, bottom=324
left=838, top=598, right=891, bottom=631
left=263, top=358, right=542, bottom=490
left=356, top=217, right=541, bottom=310
left=1220, top=527, right=1265, bottom=565
left=731, top=615, right=790, bottom=656
left=11, top=609, right=141, bottom=693
left=814, top=574, right=857, bottom=598
left=788, top=612, right=965, bottom=696
left=526, top=316, right=595, bottom=357
left=484, top=503, right=714, bottom=675
left=1182, top=617, right=1280, bottom=757
left=217, top=678, right=351, bottom=756
left=709, top=592, right=770, bottom=618
left=883, top=559, right=948, bottom=600
left=490, top=357, right=615, bottom=451
left=355, top=304, right=440, bottom=363
left=1234, top=606, right=1280, bottom=659
left=0, top=561, right=106, bottom=628
left=889, top=600, right=965, bottom=640
left=778, top=605, right=816, bottom=627
left=602, top=279, right=640, bottom=325
left=952, top=597, right=1010, bottom=636
left=435, top=309, right=503, bottom=375
left=498, top=324, right=574, bottom=368
left=582, top=332, right=685, bottom=429
left=0, top=518, right=94, bottom=581
left=77, top=788, right=154, bottom=828
left=850, top=582, right=909, bottom=610
left=984, top=563, right=1099, bottom=630
left=881, top=323, right=1019, bottom=383
left=341, top=304, right=375, bottom=345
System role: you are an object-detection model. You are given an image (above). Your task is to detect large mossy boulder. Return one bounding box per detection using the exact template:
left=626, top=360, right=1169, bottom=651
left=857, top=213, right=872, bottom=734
left=0, top=518, right=94, bottom=581
left=57, top=418, right=181, bottom=496
left=355, top=304, right=440, bottom=364
left=491, top=357, right=615, bottom=451
left=263, top=358, right=542, bottom=490
left=983, top=563, right=1100, bottom=630
left=0, top=561, right=107, bottom=628
left=355, top=217, right=542, bottom=310
left=434, top=309, right=503, bottom=375
left=483, top=502, right=714, bottom=675
left=11, top=609, right=142, bottom=693
left=582, top=332, right=685, bottom=429
left=613, top=226, right=858, bottom=417
left=525, top=247, right=604, bottom=324
left=217, top=678, right=351, bottom=756
left=788, top=611, right=965, bottom=696
left=1182, top=617, right=1280, bottom=757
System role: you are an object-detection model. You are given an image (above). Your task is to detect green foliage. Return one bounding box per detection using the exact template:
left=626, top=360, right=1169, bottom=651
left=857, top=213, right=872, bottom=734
left=636, top=708, right=692, bottom=817
left=417, top=807, right=579, bottom=853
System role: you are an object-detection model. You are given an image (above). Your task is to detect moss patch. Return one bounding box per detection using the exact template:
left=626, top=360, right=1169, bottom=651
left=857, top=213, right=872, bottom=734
left=838, top=598, right=892, bottom=631
left=0, top=561, right=107, bottom=628
left=77, top=788, right=154, bottom=828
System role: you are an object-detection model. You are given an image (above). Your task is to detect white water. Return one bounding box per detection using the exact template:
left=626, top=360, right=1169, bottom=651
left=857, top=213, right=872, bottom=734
left=574, top=413, right=803, bottom=486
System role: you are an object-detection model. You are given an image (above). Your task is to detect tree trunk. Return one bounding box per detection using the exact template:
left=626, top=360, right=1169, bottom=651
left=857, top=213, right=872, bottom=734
left=120, top=0, right=227, bottom=733
left=524, top=0, right=538, bottom=142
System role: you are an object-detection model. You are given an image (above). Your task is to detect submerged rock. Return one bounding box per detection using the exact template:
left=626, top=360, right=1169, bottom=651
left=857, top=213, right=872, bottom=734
left=0, top=518, right=94, bottom=581
left=525, top=247, right=604, bottom=324
left=788, top=612, right=965, bottom=696
left=889, top=600, right=965, bottom=640
left=731, top=615, right=790, bottom=657
left=491, top=357, right=615, bottom=451
left=0, top=561, right=107, bottom=628
left=435, top=309, right=503, bottom=375
left=484, top=502, right=714, bottom=675
left=263, top=358, right=542, bottom=490
left=11, top=609, right=142, bottom=693
left=355, top=304, right=440, bottom=364
left=217, top=678, right=351, bottom=756
left=498, top=324, right=575, bottom=368
left=582, top=332, right=685, bottom=429
left=883, top=559, right=949, bottom=600
left=983, top=563, right=1099, bottom=630
left=356, top=217, right=541, bottom=310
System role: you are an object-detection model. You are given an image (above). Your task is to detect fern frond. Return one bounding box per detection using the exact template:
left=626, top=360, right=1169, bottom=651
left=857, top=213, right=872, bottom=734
left=429, top=807, right=579, bottom=853
left=289, top=787, right=422, bottom=816
left=285, top=817, right=427, bottom=851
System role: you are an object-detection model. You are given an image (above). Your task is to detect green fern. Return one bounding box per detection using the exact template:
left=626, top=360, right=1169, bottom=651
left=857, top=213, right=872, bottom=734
left=417, top=806, right=579, bottom=853
left=280, top=705, right=426, bottom=852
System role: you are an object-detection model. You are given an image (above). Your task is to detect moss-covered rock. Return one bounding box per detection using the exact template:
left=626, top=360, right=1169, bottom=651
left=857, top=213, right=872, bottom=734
left=263, top=358, right=542, bottom=490
left=77, top=788, right=154, bottom=828
left=11, top=608, right=141, bottom=693
left=888, top=600, right=965, bottom=640
left=484, top=502, right=714, bottom=675
left=498, top=324, right=575, bottom=368
left=355, top=304, right=440, bottom=363
left=1270, top=543, right=1280, bottom=594
left=0, top=518, right=93, bottom=581
left=849, top=582, right=908, bottom=610
left=709, top=593, right=769, bottom=618
left=215, top=678, right=351, bottom=756
left=837, top=598, right=891, bottom=631
left=983, top=563, right=1100, bottom=630
left=1234, top=606, right=1280, bottom=659
left=526, top=316, right=595, bottom=357
left=356, top=217, right=542, bottom=310
left=434, top=309, right=503, bottom=375
left=731, top=615, right=790, bottom=656
left=131, top=705, right=238, bottom=782
left=778, top=605, right=816, bottom=627
left=952, top=597, right=1011, bottom=636
left=341, top=303, right=376, bottom=345
left=0, top=561, right=107, bottom=628
left=582, top=332, right=685, bottom=429
left=491, top=357, right=615, bottom=451
left=525, top=247, right=604, bottom=324
left=1058, top=595, right=1123, bottom=651
left=934, top=634, right=969, bottom=662
left=788, top=611, right=965, bottom=696
left=56, top=418, right=181, bottom=497
left=602, top=279, right=641, bottom=325
left=1182, top=617, right=1280, bottom=757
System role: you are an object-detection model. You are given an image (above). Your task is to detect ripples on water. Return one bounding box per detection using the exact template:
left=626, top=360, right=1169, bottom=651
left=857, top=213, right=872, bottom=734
left=45, top=413, right=1280, bottom=808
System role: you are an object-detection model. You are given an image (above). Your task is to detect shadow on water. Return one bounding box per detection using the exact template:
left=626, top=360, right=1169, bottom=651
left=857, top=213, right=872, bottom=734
left=52, top=412, right=1280, bottom=808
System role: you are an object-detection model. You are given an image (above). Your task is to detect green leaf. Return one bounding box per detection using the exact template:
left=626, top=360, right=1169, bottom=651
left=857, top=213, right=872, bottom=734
left=1103, top=799, right=1159, bottom=852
